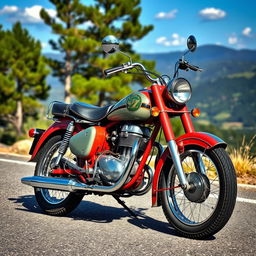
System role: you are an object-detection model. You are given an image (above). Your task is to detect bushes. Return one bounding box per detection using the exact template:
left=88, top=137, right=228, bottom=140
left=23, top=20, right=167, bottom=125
left=229, top=136, right=256, bottom=184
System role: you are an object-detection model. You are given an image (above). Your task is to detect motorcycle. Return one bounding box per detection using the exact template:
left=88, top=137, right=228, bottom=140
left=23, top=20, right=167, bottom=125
left=21, top=35, right=237, bottom=239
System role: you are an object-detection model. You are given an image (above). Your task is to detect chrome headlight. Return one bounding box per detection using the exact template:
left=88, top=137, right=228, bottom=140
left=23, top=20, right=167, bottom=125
left=167, top=78, right=192, bottom=105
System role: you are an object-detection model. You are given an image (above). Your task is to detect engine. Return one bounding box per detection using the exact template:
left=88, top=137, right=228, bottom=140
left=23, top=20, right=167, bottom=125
left=69, top=124, right=151, bottom=185
left=97, top=124, right=151, bottom=183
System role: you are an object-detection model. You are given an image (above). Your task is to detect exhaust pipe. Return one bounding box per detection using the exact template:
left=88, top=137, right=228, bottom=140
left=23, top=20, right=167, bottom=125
left=21, top=140, right=139, bottom=193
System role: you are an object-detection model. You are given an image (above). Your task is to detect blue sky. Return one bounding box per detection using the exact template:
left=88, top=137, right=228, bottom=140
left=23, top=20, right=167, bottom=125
left=0, top=0, right=255, bottom=53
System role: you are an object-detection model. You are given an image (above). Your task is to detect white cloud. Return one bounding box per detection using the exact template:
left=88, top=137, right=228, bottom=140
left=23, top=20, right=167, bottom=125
left=41, top=42, right=48, bottom=48
left=155, top=9, right=178, bottom=19
left=156, top=33, right=185, bottom=47
left=199, top=7, right=226, bottom=20
left=242, top=27, right=252, bottom=37
left=228, top=36, right=238, bottom=45
left=22, top=5, right=56, bottom=23
left=0, top=5, right=56, bottom=24
left=0, top=5, right=18, bottom=14
left=156, top=36, right=167, bottom=44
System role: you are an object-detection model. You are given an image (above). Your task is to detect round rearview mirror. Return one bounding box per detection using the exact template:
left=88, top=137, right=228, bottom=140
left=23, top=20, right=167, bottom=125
left=187, top=35, right=197, bottom=52
left=102, top=35, right=120, bottom=54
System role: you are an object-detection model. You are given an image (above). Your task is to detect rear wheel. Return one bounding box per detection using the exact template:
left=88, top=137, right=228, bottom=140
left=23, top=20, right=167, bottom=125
left=160, top=147, right=237, bottom=239
left=34, top=135, right=84, bottom=216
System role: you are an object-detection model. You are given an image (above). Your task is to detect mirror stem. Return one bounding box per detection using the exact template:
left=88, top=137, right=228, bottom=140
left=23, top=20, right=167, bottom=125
left=119, top=50, right=133, bottom=64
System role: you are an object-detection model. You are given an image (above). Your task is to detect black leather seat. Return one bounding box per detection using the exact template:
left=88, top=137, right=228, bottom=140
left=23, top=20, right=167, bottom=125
left=70, top=102, right=113, bottom=122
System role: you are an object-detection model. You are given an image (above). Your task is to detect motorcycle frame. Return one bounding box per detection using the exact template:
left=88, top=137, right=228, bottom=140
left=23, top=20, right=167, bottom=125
left=29, top=83, right=227, bottom=207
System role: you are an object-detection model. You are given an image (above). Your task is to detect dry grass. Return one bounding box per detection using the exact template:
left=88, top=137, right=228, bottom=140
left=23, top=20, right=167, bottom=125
left=229, top=135, right=256, bottom=184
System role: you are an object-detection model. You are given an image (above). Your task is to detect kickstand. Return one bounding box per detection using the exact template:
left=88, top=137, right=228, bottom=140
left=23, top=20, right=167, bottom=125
left=113, top=196, right=138, bottom=218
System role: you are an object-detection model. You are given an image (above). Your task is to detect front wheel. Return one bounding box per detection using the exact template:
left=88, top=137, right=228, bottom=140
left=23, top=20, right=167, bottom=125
left=160, top=147, right=237, bottom=239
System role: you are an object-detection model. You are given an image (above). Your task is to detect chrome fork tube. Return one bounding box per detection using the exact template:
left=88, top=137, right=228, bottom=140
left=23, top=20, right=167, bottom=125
left=167, top=140, right=189, bottom=190
left=196, top=153, right=206, bottom=175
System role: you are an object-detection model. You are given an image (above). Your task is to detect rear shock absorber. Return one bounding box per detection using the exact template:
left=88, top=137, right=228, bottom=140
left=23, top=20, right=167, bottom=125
left=53, top=121, right=75, bottom=167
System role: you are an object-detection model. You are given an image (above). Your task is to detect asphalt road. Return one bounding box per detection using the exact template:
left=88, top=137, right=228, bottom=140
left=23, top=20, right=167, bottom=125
left=0, top=154, right=255, bottom=256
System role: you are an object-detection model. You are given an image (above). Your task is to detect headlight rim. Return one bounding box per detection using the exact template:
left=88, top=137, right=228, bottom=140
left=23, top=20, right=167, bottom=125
left=167, top=77, right=192, bottom=105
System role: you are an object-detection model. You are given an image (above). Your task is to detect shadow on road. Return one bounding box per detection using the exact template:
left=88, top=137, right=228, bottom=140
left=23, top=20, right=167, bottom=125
left=9, top=195, right=215, bottom=240
left=9, top=194, right=178, bottom=236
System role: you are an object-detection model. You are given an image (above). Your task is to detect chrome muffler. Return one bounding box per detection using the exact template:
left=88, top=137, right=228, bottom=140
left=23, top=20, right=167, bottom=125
left=21, top=140, right=139, bottom=193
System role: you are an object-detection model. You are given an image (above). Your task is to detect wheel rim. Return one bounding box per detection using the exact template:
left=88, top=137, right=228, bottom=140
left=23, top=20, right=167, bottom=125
left=166, top=149, right=220, bottom=225
left=38, top=142, right=74, bottom=205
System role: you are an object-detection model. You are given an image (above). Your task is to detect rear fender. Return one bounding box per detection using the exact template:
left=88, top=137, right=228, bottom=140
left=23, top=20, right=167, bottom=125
left=151, top=132, right=226, bottom=207
left=29, top=121, right=70, bottom=162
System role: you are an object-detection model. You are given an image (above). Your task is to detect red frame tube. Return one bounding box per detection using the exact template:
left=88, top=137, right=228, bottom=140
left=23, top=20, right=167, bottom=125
left=151, top=85, right=175, bottom=141
left=180, top=107, right=195, bottom=133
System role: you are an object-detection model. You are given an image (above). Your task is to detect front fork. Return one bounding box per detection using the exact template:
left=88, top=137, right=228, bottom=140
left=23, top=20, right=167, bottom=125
left=167, top=140, right=189, bottom=189
left=151, top=85, right=192, bottom=190
left=167, top=140, right=206, bottom=188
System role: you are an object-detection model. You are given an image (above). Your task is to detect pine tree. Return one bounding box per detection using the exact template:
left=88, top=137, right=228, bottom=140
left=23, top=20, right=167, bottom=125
left=41, top=0, right=154, bottom=106
left=0, top=22, right=50, bottom=136
left=40, top=0, right=97, bottom=103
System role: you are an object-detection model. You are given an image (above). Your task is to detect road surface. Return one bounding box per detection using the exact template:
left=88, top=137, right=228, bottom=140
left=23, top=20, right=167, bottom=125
left=0, top=154, right=255, bottom=256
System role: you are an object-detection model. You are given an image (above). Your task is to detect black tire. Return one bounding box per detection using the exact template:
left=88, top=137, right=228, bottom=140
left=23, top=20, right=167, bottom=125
left=34, top=135, right=84, bottom=216
left=160, top=146, right=237, bottom=239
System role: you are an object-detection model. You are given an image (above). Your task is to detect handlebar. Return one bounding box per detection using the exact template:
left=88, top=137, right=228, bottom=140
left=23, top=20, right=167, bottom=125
left=104, top=62, right=160, bottom=83
left=104, top=60, right=202, bottom=84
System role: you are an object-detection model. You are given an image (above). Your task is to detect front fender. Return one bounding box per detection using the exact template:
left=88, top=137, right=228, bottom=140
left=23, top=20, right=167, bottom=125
left=151, top=132, right=226, bottom=207
left=176, top=132, right=227, bottom=150
left=29, top=121, right=70, bottom=162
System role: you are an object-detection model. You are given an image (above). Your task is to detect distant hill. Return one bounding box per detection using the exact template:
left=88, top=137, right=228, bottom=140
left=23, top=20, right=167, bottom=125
left=142, top=45, right=256, bottom=85
left=190, top=73, right=256, bottom=128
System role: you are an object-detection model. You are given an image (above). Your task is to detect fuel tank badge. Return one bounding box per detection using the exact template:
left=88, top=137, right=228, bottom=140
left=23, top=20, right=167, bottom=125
left=126, top=93, right=142, bottom=111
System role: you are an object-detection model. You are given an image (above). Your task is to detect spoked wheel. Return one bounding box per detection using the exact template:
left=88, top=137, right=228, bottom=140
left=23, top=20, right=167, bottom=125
left=34, top=135, right=84, bottom=216
left=160, top=146, right=237, bottom=239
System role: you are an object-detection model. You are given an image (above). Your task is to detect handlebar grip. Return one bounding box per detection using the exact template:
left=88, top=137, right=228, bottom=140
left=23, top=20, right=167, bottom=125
left=187, top=63, right=199, bottom=71
left=104, top=65, right=124, bottom=76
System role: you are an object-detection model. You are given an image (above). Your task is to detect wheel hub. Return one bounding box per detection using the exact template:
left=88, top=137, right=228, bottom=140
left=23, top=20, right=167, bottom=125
left=184, top=172, right=210, bottom=203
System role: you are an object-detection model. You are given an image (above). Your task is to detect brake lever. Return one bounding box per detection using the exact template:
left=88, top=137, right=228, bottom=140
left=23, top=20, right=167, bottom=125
left=187, top=63, right=203, bottom=72
left=178, top=59, right=203, bottom=72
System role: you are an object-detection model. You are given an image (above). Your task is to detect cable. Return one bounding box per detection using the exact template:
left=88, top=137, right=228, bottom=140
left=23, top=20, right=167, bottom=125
left=127, top=69, right=166, bottom=85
